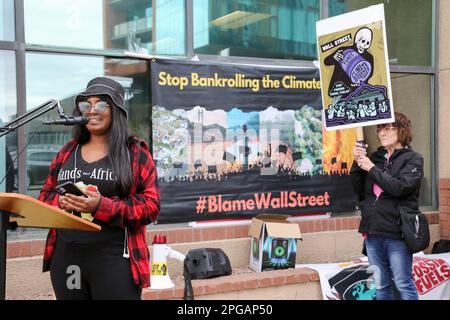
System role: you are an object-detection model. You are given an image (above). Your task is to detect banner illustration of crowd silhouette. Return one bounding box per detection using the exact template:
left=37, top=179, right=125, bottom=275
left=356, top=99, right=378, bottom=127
left=151, top=59, right=358, bottom=224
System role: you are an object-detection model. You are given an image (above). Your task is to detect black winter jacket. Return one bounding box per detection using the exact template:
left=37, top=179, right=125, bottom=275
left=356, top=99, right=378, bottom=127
left=350, top=146, right=424, bottom=240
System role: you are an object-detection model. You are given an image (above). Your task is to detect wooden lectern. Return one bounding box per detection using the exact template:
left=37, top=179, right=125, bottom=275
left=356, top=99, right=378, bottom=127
left=0, top=193, right=101, bottom=300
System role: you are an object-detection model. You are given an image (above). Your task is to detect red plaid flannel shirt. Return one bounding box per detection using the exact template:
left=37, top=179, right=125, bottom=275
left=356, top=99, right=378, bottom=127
left=38, top=136, right=160, bottom=288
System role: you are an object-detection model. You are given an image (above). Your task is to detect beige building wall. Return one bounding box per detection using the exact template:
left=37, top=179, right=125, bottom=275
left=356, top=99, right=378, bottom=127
left=438, top=0, right=450, bottom=240
left=439, top=0, right=450, bottom=179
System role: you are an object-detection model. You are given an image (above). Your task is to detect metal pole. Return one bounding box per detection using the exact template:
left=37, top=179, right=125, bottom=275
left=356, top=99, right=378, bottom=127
left=185, top=0, right=194, bottom=58
left=152, top=0, right=156, bottom=54
left=0, top=212, right=9, bottom=300
left=15, top=0, right=27, bottom=196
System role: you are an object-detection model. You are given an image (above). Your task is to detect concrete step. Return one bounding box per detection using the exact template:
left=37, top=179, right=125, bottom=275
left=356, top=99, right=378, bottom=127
left=152, top=229, right=371, bottom=279
left=5, top=224, right=440, bottom=299
left=142, top=267, right=322, bottom=300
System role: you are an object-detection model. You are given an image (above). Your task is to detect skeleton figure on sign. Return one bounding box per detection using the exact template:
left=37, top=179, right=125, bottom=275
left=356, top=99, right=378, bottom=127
left=324, top=27, right=375, bottom=97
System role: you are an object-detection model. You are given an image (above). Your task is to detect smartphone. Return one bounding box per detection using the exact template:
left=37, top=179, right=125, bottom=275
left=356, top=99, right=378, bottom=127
left=56, top=181, right=86, bottom=197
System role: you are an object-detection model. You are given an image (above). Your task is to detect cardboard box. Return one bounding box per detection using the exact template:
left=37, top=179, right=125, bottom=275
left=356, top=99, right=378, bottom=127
left=248, top=214, right=302, bottom=272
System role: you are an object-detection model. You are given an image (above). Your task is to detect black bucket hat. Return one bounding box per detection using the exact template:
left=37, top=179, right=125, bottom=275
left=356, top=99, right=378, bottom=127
left=74, top=77, right=128, bottom=117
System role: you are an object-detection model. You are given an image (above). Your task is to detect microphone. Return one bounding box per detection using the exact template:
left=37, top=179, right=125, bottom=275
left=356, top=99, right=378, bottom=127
left=44, top=116, right=89, bottom=126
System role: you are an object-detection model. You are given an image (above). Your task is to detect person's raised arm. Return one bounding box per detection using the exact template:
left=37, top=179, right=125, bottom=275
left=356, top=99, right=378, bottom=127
left=368, top=153, right=423, bottom=198
left=350, top=143, right=368, bottom=201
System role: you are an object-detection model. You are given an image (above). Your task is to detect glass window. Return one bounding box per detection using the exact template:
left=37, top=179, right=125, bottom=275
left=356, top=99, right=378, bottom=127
left=0, top=50, right=17, bottom=193
left=24, top=0, right=152, bottom=54
left=155, top=0, right=186, bottom=55
left=329, top=0, right=434, bottom=66
left=0, top=0, right=14, bottom=41
left=25, top=53, right=152, bottom=197
left=363, top=73, right=433, bottom=207
left=194, top=0, right=319, bottom=60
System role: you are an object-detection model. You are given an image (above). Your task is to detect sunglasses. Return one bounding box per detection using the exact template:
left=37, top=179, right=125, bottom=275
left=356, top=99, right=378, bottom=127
left=78, top=101, right=109, bottom=115
left=375, top=125, right=397, bottom=134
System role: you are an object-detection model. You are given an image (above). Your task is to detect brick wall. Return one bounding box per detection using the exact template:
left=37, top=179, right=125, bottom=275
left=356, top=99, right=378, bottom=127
left=439, top=179, right=450, bottom=239
left=6, top=213, right=440, bottom=259
left=142, top=268, right=320, bottom=300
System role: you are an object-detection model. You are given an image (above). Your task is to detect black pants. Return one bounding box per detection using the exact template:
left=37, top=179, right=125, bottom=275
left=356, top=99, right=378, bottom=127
left=50, top=240, right=142, bottom=300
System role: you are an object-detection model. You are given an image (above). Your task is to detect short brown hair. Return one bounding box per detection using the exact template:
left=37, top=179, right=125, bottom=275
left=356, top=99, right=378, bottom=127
left=377, top=112, right=413, bottom=146
left=394, top=112, right=413, bottom=146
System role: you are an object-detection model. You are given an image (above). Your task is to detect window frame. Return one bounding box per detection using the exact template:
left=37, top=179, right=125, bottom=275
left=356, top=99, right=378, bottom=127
left=3, top=0, right=438, bottom=212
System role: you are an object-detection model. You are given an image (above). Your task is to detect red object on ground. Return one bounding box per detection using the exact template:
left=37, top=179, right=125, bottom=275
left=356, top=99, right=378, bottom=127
left=152, top=234, right=167, bottom=244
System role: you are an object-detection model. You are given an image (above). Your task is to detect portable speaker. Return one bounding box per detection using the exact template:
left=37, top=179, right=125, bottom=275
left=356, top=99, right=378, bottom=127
left=184, top=248, right=232, bottom=280
left=252, top=238, right=260, bottom=259
left=184, top=248, right=232, bottom=300
left=271, top=238, right=288, bottom=260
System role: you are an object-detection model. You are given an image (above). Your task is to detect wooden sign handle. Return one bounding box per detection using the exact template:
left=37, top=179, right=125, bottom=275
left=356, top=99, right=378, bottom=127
left=356, top=127, right=365, bottom=146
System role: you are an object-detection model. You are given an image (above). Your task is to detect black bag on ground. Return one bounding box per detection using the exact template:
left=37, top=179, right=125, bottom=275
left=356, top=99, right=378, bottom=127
left=398, top=206, right=430, bottom=253
left=362, top=240, right=367, bottom=256
left=431, top=239, right=450, bottom=254
left=183, top=248, right=232, bottom=300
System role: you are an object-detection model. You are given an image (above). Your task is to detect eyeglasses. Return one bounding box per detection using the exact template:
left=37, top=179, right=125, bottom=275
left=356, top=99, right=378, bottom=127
left=375, top=125, right=397, bottom=134
left=78, top=101, right=109, bottom=115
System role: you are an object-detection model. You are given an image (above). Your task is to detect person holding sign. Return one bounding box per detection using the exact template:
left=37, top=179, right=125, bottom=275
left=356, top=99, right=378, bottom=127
left=39, top=77, right=160, bottom=299
left=350, top=112, right=423, bottom=300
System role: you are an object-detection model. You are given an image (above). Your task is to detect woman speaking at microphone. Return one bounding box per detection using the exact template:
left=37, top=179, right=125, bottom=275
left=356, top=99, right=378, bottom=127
left=39, top=77, right=160, bottom=300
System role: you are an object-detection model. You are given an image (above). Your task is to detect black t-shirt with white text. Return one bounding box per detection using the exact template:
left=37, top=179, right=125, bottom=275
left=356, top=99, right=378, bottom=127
left=57, top=146, right=124, bottom=244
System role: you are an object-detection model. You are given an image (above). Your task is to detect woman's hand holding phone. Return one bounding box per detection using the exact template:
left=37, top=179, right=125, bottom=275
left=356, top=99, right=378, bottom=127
left=64, top=190, right=101, bottom=214
left=56, top=182, right=101, bottom=214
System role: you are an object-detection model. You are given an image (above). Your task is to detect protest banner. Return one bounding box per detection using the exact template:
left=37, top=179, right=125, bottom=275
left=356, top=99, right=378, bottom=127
left=316, top=4, right=394, bottom=132
left=151, top=59, right=358, bottom=223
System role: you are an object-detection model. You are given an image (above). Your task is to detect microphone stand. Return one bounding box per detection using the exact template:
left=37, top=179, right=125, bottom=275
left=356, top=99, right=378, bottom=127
left=0, top=99, right=64, bottom=138
left=0, top=98, right=63, bottom=299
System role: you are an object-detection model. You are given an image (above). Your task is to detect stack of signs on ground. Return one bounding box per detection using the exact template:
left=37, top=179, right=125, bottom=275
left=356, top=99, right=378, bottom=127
left=316, top=4, right=395, bottom=131
left=297, top=252, right=450, bottom=300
